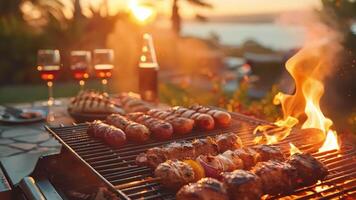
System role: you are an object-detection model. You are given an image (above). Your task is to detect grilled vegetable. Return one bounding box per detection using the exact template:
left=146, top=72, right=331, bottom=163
left=184, top=160, right=206, bottom=182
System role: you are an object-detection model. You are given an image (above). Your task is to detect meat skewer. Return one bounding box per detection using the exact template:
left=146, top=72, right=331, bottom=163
left=154, top=145, right=284, bottom=189
left=87, top=120, right=127, bottom=148
left=136, top=133, right=243, bottom=168
left=106, top=114, right=151, bottom=143
left=147, top=109, right=195, bottom=135
left=176, top=153, right=328, bottom=200
left=189, top=105, right=232, bottom=127
left=127, top=112, right=173, bottom=140
left=167, top=107, right=215, bottom=130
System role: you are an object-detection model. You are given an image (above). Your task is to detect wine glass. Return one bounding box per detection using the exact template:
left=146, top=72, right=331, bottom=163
left=37, top=49, right=61, bottom=106
left=93, top=49, right=114, bottom=93
left=70, top=50, right=91, bottom=91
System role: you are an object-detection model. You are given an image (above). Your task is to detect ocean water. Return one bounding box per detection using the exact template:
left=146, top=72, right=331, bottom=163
left=182, top=22, right=306, bottom=50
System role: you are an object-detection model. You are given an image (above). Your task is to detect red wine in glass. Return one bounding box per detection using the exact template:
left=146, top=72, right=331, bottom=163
left=93, top=49, right=114, bottom=92
left=70, top=51, right=91, bottom=90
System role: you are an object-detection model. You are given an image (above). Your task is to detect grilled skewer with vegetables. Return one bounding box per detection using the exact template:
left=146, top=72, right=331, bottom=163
left=136, top=133, right=243, bottom=168
left=176, top=153, right=328, bottom=200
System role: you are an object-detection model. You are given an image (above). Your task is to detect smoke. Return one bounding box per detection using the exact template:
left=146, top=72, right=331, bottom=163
left=274, top=10, right=344, bottom=121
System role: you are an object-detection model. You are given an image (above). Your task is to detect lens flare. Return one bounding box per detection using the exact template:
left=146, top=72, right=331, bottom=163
left=129, top=0, right=155, bottom=24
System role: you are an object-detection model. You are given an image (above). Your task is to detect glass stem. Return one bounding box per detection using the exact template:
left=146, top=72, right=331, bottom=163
left=79, top=80, right=85, bottom=91
left=47, top=81, right=54, bottom=106
left=102, top=79, right=108, bottom=93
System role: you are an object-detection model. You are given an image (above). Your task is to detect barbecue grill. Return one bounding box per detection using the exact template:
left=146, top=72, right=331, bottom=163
left=41, top=112, right=356, bottom=199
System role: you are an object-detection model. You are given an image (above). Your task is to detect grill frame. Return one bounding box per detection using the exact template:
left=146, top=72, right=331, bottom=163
left=46, top=112, right=356, bottom=200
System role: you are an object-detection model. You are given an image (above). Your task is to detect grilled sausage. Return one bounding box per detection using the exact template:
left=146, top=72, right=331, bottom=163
left=87, top=120, right=126, bottom=147
left=190, top=105, right=231, bottom=127
left=168, top=107, right=215, bottom=130
left=147, top=109, right=195, bottom=135
left=106, top=114, right=150, bottom=143
left=127, top=112, right=173, bottom=140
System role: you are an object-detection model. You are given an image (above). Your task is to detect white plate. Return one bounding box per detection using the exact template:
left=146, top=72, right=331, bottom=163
left=0, top=108, right=46, bottom=124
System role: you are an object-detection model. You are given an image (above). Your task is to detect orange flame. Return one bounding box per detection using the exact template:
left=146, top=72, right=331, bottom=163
left=254, top=32, right=341, bottom=152
left=318, top=130, right=340, bottom=152
left=289, top=143, right=302, bottom=155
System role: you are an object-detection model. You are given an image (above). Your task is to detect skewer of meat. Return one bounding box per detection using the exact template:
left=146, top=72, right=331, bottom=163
left=147, top=109, right=195, bottom=135
left=176, top=153, right=328, bottom=200
left=166, top=107, right=215, bottom=130
left=106, top=114, right=151, bottom=143
left=189, top=105, right=232, bottom=127
left=136, top=133, right=243, bottom=168
left=155, top=145, right=284, bottom=189
left=87, top=120, right=126, bottom=147
left=127, top=112, right=173, bottom=140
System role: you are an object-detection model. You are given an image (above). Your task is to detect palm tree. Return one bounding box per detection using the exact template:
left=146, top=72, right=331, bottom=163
left=171, top=0, right=212, bottom=35
left=0, top=0, right=65, bottom=22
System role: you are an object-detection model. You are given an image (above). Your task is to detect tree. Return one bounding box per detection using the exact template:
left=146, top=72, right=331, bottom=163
left=171, top=0, right=212, bottom=35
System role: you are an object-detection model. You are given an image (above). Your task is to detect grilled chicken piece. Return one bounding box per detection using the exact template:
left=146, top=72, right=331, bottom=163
left=215, top=133, right=243, bottom=153
left=136, top=133, right=242, bottom=168
left=176, top=178, right=229, bottom=200
left=197, top=150, right=244, bottom=174
left=287, top=153, right=328, bottom=186
left=118, top=92, right=153, bottom=113
left=252, top=160, right=298, bottom=195
left=232, top=148, right=261, bottom=170
left=154, top=160, right=195, bottom=190
left=69, top=91, right=124, bottom=114
left=221, top=170, right=263, bottom=200
left=252, top=145, right=285, bottom=162
left=189, top=105, right=232, bottom=127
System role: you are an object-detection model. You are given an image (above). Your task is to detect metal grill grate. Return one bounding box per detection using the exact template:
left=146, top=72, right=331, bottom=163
left=47, top=113, right=356, bottom=200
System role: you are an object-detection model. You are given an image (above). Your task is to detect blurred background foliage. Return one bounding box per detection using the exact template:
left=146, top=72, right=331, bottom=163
left=0, top=0, right=355, bottom=132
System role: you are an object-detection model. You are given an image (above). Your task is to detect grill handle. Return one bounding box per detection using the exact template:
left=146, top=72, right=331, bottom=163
left=19, top=177, right=45, bottom=200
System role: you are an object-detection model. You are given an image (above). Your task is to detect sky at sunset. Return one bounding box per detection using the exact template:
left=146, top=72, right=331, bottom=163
left=64, top=0, right=322, bottom=18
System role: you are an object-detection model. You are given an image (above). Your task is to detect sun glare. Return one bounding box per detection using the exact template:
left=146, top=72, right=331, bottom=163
left=129, top=0, right=155, bottom=24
